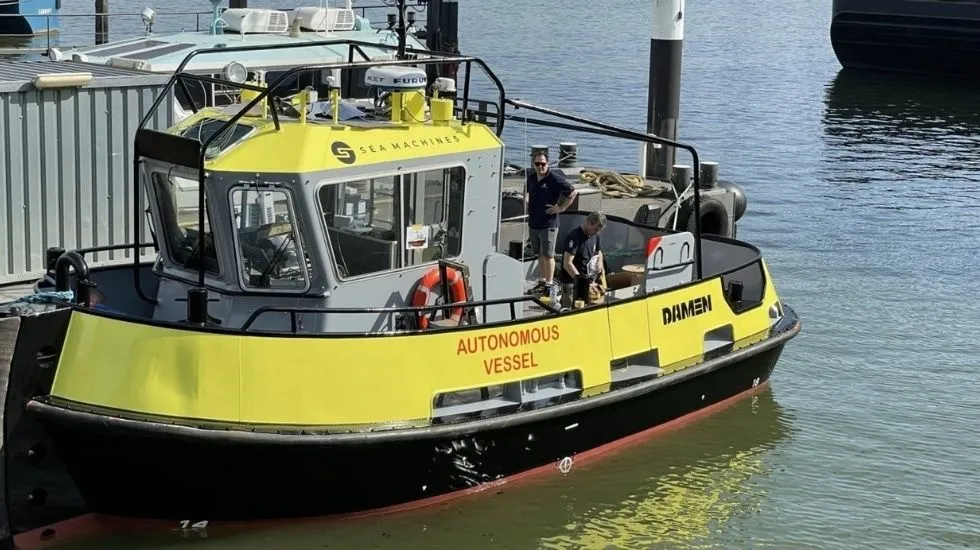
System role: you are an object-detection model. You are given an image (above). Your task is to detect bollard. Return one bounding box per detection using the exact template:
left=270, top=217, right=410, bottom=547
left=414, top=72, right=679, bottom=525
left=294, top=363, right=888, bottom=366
left=530, top=145, right=549, bottom=162
left=699, top=161, right=719, bottom=188
left=557, top=142, right=578, bottom=167
left=670, top=164, right=692, bottom=196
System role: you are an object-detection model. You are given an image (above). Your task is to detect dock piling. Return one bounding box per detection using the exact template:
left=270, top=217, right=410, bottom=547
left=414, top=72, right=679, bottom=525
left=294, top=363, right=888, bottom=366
left=229, top=0, right=247, bottom=8
left=95, top=0, right=109, bottom=44
left=645, top=0, right=684, bottom=180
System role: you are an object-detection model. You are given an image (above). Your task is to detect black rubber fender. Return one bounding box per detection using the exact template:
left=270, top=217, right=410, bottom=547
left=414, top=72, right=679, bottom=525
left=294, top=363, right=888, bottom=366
left=671, top=196, right=732, bottom=238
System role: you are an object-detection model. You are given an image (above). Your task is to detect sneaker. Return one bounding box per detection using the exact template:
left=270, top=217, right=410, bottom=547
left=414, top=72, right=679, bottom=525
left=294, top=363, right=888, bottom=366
left=526, top=279, right=548, bottom=296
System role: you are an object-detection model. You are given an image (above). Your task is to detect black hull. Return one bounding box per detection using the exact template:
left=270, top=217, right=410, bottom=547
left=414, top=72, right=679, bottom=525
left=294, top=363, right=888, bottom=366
left=2, top=307, right=798, bottom=545
left=1, top=310, right=84, bottom=547
left=831, top=0, right=980, bottom=78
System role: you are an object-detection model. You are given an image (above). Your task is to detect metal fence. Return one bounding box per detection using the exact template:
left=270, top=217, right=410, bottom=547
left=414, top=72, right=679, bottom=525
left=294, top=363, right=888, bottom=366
left=0, top=63, right=173, bottom=283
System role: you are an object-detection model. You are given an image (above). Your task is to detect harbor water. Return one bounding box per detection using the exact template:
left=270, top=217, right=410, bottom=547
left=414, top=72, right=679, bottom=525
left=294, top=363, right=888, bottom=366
left=5, top=0, right=980, bottom=548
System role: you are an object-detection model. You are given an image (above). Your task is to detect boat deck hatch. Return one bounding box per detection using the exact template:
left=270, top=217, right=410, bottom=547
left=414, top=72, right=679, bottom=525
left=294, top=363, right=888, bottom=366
left=121, top=43, right=194, bottom=61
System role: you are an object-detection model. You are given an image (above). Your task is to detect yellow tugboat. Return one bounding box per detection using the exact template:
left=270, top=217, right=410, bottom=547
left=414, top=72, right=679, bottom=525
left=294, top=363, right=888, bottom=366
left=0, top=28, right=800, bottom=549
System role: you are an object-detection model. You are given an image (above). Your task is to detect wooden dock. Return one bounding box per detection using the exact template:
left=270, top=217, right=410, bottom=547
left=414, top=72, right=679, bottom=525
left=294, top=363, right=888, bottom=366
left=0, top=282, right=35, bottom=304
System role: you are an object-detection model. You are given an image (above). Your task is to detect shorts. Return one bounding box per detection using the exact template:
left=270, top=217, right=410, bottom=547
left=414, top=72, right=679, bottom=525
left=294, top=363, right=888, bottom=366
left=529, top=227, right=559, bottom=258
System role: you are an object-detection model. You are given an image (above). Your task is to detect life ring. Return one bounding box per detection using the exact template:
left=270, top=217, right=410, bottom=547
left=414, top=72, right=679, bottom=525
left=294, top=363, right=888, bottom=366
left=412, top=266, right=467, bottom=329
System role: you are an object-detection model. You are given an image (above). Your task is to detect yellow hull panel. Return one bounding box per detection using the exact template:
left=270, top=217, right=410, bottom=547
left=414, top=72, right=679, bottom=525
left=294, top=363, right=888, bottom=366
left=50, top=266, right=780, bottom=427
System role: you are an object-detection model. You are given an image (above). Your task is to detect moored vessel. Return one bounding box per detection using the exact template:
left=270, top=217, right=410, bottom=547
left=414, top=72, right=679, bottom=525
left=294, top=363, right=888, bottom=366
left=831, top=0, right=980, bottom=78
left=0, top=0, right=59, bottom=37
left=0, top=9, right=801, bottom=548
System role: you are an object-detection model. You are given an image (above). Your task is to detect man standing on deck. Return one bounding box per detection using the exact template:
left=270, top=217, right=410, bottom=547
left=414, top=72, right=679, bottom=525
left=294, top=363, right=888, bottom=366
left=525, top=151, right=577, bottom=302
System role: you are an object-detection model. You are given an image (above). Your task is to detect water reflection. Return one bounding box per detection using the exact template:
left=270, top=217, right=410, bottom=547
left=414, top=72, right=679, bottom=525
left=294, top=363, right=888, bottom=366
left=822, top=69, right=980, bottom=160
left=820, top=68, right=980, bottom=188
left=536, top=388, right=793, bottom=549
left=52, top=388, right=793, bottom=550
left=0, top=35, right=50, bottom=60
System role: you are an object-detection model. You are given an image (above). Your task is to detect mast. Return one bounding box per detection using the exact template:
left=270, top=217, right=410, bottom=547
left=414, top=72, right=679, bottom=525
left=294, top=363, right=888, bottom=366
left=395, top=0, right=407, bottom=59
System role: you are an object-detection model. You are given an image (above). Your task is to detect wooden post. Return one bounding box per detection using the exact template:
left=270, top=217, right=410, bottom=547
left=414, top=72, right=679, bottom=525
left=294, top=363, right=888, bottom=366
left=229, top=0, right=247, bottom=8
left=95, top=0, right=109, bottom=45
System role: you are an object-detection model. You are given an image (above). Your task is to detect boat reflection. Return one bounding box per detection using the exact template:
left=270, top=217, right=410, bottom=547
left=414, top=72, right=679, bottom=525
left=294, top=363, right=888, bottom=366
left=821, top=68, right=980, bottom=184
left=535, top=386, right=793, bottom=549
left=823, top=68, right=980, bottom=140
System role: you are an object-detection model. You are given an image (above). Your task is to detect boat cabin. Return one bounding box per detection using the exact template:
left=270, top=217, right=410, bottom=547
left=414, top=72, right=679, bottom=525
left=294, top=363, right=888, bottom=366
left=47, top=2, right=435, bottom=119
left=44, top=43, right=771, bottom=339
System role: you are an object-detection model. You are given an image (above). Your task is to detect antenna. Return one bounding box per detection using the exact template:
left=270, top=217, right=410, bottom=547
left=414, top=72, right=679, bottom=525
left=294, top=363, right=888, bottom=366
left=394, top=0, right=408, bottom=59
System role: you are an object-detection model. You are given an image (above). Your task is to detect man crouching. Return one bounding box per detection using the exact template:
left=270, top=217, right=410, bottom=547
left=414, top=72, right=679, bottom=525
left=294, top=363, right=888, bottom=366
left=558, top=211, right=607, bottom=308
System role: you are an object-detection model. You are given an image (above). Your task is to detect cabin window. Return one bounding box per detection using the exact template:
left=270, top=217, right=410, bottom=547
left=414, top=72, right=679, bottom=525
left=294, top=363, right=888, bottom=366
left=178, top=118, right=254, bottom=159
left=150, top=172, right=219, bottom=275
left=231, top=187, right=309, bottom=291
left=318, top=166, right=465, bottom=279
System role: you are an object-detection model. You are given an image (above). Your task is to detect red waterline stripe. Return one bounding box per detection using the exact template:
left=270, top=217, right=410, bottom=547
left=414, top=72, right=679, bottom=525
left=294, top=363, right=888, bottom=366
left=13, top=381, right=770, bottom=550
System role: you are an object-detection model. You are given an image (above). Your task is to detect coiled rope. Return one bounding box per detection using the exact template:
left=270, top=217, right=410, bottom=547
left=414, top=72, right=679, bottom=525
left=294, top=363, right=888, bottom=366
left=578, top=169, right=667, bottom=199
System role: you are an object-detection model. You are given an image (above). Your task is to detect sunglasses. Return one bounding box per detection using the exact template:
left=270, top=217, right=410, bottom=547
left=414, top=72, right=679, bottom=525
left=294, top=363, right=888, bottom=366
left=534, top=162, right=547, bottom=167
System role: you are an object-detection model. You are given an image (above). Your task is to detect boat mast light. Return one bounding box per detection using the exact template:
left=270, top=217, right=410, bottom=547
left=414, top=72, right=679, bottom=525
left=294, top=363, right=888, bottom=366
left=223, top=61, right=248, bottom=83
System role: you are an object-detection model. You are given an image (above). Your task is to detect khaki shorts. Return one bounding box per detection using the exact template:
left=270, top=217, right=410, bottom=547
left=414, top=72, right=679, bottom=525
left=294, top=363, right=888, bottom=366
left=529, top=227, right=558, bottom=258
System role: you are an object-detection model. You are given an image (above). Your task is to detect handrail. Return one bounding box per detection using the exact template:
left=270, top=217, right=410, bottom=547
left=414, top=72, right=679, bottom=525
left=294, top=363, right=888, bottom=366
left=503, top=98, right=704, bottom=280
left=241, top=295, right=558, bottom=333
left=136, top=38, right=500, bottom=131
left=75, top=242, right=157, bottom=257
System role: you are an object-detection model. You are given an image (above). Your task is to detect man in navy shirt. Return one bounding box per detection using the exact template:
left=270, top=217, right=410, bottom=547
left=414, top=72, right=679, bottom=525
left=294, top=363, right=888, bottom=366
left=559, top=211, right=607, bottom=307
left=525, top=151, right=577, bottom=300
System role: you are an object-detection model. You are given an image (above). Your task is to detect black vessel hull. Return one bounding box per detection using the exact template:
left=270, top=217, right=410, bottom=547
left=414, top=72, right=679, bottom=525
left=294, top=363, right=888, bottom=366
left=831, top=0, right=980, bottom=78
left=4, top=307, right=798, bottom=548
left=30, top=312, right=796, bottom=517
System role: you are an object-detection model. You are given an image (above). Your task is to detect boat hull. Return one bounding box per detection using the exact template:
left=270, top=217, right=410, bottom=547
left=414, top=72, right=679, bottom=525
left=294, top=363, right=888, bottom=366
left=0, top=0, right=60, bottom=36
left=831, top=0, right=980, bottom=78
left=21, top=309, right=798, bottom=523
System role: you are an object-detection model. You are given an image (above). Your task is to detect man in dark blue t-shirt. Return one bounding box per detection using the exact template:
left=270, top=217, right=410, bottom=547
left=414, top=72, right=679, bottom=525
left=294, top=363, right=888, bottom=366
left=524, top=151, right=577, bottom=300
left=559, top=211, right=607, bottom=307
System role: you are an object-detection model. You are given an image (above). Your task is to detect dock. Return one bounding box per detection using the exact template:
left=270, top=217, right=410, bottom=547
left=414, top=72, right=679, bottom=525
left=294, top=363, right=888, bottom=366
left=0, top=282, right=35, bottom=304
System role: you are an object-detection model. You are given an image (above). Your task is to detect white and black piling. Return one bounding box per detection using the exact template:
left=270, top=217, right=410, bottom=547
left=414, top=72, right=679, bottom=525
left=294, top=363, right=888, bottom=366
left=644, top=0, right=684, bottom=180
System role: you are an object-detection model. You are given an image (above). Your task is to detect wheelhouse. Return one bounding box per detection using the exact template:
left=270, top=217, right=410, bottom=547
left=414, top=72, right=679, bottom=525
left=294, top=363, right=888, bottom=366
left=43, top=38, right=774, bottom=340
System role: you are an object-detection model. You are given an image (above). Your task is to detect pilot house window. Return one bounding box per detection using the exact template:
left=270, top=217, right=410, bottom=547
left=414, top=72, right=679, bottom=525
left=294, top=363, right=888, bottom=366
left=151, top=172, right=219, bottom=274
left=231, top=188, right=309, bottom=290
left=318, top=166, right=465, bottom=279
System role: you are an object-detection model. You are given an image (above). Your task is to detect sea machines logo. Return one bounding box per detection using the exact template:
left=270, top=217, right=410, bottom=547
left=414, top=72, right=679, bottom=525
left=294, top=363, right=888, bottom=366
left=330, top=141, right=356, bottom=164
left=330, top=135, right=466, bottom=165
left=662, top=295, right=713, bottom=325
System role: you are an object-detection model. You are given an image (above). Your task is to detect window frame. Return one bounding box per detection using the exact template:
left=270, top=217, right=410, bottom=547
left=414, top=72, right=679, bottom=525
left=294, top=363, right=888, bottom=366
left=148, top=168, right=223, bottom=278
left=315, top=162, right=467, bottom=283
left=227, top=184, right=312, bottom=294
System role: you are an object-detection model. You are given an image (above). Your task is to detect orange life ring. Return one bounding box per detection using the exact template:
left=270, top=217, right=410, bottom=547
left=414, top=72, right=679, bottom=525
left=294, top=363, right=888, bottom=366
left=412, top=266, right=467, bottom=329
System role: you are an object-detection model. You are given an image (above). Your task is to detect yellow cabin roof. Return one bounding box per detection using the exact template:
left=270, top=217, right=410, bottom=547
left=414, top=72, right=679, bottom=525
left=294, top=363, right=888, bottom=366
left=169, top=109, right=504, bottom=174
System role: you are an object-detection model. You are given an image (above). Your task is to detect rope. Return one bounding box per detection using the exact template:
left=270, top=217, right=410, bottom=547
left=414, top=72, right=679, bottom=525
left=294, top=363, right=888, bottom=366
left=578, top=169, right=667, bottom=199
left=0, top=290, right=74, bottom=317
left=3, top=290, right=75, bottom=306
